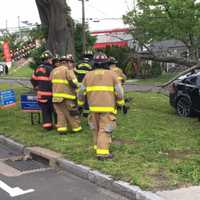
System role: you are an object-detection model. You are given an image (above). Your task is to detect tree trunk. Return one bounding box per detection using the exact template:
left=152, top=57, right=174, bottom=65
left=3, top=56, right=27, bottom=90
left=35, top=0, right=75, bottom=56
left=161, top=63, right=200, bottom=88
left=130, top=52, right=197, bottom=67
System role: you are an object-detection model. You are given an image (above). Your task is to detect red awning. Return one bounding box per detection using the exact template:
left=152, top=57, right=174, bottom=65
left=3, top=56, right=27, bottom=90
left=93, top=41, right=128, bottom=49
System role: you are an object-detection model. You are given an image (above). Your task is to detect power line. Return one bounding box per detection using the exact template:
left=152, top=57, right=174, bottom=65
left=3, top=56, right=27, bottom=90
left=87, top=3, right=110, bottom=18
left=124, top=0, right=131, bottom=12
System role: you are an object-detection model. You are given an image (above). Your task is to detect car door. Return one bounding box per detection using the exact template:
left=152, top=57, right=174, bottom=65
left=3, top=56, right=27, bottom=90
left=192, top=75, right=200, bottom=112
left=183, top=75, right=200, bottom=112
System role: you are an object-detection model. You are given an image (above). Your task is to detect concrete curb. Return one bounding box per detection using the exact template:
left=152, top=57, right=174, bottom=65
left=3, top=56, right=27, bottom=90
left=0, top=135, right=25, bottom=153
left=56, top=158, right=164, bottom=200
left=0, top=135, right=164, bottom=200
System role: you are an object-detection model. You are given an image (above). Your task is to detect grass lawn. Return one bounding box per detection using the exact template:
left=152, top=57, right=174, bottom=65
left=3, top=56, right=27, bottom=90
left=7, top=65, right=33, bottom=78
left=134, top=72, right=178, bottom=85
left=0, top=83, right=200, bottom=191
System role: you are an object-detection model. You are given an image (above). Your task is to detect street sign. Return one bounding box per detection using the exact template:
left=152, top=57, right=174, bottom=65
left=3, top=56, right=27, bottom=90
left=0, top=180, right=34, bottom=197
left=0, top=89, right=16, bottom=109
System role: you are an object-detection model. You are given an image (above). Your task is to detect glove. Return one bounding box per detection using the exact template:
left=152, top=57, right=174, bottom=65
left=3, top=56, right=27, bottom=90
left=117, top=105, right=122, bottom=111
left=78, top=106, right=83, bottom=114
left=122, top=105, right=129, bottom=114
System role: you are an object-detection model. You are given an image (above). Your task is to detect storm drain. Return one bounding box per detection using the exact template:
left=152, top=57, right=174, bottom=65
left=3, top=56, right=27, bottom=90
left=0, top=143, right=22, bottom=159
left=4, top=154, right=49, bottom=172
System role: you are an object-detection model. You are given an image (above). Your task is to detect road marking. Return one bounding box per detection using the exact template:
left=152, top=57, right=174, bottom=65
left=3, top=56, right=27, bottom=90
left=0, top=180, right=35, bottom=197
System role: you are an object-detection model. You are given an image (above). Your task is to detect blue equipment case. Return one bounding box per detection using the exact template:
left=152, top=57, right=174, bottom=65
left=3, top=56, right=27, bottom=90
left=0, top=89, right=16, bottom=109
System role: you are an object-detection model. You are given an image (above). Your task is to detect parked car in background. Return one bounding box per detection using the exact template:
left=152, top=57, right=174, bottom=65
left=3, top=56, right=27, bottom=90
left=169, top=70, right=200, bottom=117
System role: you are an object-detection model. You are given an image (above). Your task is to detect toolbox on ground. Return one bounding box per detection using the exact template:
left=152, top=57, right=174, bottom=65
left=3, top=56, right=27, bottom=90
left=20, top=92, right=41, bottom=124
left=0, top=89, right=16, bottom=109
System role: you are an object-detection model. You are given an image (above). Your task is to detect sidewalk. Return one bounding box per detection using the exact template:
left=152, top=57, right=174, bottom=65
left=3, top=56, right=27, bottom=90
left=157, top=186, right=200, bottom=200
left=1, top=135, right=200, bottom=200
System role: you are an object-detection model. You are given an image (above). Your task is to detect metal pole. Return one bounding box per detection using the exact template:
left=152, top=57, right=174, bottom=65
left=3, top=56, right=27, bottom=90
left=81, top=0, right=86, bottom=54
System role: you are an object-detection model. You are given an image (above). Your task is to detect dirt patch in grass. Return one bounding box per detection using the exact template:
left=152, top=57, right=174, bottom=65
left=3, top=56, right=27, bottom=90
left=146, top=168, right=170, bottom=191
left=165, top=149, right=200, bottom=159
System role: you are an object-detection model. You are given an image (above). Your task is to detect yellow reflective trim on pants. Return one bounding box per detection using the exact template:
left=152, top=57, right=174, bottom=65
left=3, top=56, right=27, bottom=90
left=53, top=93, right=76, bottom=100
left=57, top=127, right=67, bottom=132
left=118, top=77, right=123, bottom=80
left=86, top=86, right=114, bottom=92
left=72, top=126, right=82, bottom=132
left=77, top=100, right=84, bottom=106
left=96, top=149, right=109, bottom=155
left=52, top=79, right=69, bottom=84
left=89, top=106, right=117, bottom=114
left=117, top=99, right=125, bottom=105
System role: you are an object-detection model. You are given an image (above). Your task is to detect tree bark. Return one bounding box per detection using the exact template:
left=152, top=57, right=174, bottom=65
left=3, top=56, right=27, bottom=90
left=161, top=63, right=200, bottom=87
left=35, top=0, right=75, bottom=56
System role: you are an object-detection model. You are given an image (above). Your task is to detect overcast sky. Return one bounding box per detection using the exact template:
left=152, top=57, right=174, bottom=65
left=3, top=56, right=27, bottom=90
left=0, top=0, right=134, bottom=31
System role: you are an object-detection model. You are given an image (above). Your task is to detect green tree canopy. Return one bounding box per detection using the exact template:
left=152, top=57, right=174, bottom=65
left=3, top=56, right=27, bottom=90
left=74, top=23, right=96, bottom=61
left=123, top=0, right=200, bottom=61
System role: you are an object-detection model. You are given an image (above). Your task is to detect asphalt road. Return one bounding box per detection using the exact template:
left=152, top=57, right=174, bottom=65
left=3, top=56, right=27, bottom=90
left=0, top=143, right=128, bottom=200
left=0, top=77, right=164, bottom=93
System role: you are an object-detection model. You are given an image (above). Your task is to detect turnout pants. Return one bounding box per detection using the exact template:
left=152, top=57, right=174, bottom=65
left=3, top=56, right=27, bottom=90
left=88, top=113, right=116, bottom=156
left=53, top=99, right=81, bottom=133
left=38, top=99, right=54, bottom=129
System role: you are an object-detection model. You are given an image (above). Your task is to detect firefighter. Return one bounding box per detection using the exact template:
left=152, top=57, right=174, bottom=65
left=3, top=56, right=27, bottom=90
left=108, top=57, right=127, bottom=84
left=51, top=54, right=82, bottom=135
left=75, top=55, right=92, bottom=117
left=30, top=50, right=54, bottom=130
left=108, top=57, right=131, bottom=114
left=78, top=52, right=125, bottom=160
left=75, top=57, right=92, bottom=83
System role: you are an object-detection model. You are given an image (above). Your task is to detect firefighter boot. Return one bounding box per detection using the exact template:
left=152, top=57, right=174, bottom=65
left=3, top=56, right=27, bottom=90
left=97, top=154, right=113, bottom=161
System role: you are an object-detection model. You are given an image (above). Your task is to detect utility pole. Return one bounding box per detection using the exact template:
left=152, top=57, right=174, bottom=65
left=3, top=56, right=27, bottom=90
left=78, top=0, right=88, bottom=54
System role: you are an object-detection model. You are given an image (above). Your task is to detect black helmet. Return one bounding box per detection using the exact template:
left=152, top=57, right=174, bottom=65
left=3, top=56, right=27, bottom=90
left=52, top=54, right=60, bottom=65
left=93, top=52, right=108, bottom=68
left=83, top=57, right=90, bottom=62
left=60, top=54, right=74, bottom=63
left=82, top=50, right=93, bottom=61
left=41, top=50, right=53, bottom=60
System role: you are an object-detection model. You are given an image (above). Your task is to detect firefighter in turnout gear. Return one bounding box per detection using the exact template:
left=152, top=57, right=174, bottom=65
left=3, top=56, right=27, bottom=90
left=31, top=50, right=54, bottom=130
left=75, top=55, right=92, bottom=117
left=78, top=52, right=125, bottom=160
left=51, top=55, right=82, bottom=134
left=108, top=57, right=127, bottom=84
left=75, top=57, right=92, bottom=83
left=108, top=57, right=131, bottom=114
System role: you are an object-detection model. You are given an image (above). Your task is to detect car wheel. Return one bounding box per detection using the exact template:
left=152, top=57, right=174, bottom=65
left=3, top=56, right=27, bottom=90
left=176, top=96, right=192, bottom=117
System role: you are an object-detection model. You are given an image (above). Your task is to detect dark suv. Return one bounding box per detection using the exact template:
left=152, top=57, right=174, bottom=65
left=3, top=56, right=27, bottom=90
left=169, top=71, right=200, bottom=117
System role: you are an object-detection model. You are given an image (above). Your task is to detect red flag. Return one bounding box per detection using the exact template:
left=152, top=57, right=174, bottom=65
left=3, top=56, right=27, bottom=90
left=2, top=41, right=11, bottom=62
